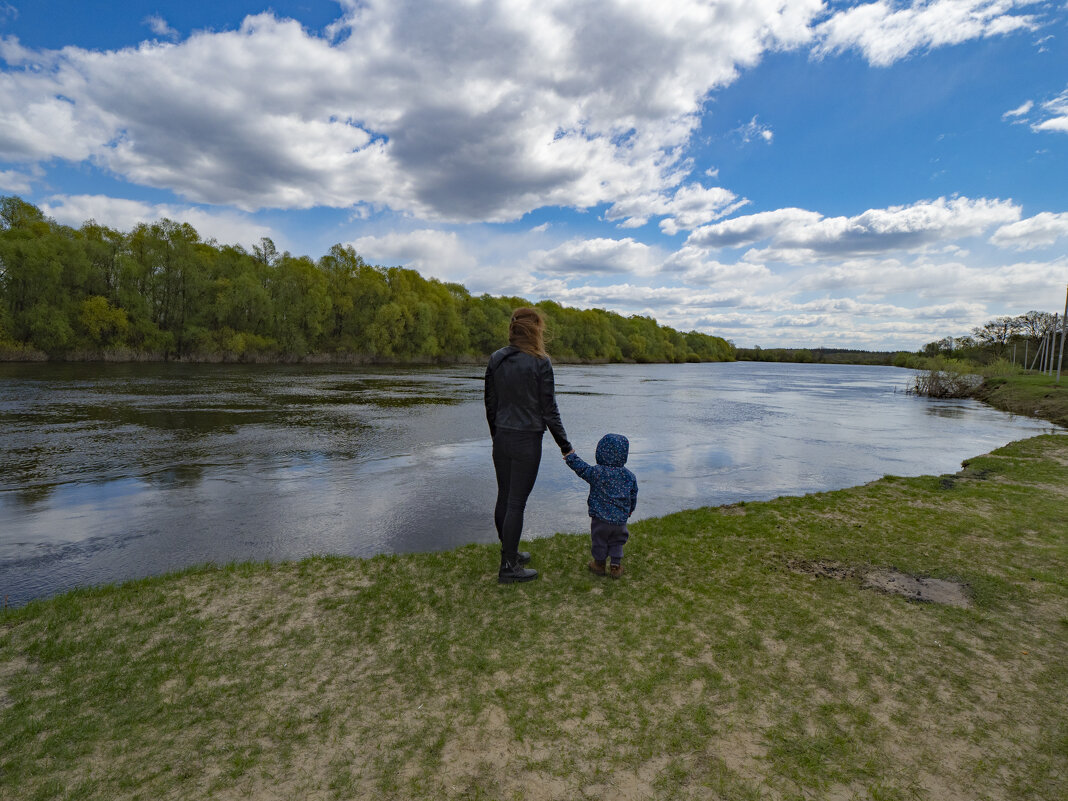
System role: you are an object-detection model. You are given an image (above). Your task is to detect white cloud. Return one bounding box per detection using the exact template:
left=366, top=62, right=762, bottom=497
left=0, top=168, right=33, bottom=193
left=39, top=194, right=277, bottom=250
left=789, top=254, right=1064, bottom=310
left=1031, top=86, right=1068, bottom=133
left=686, top=207, right=824, bottom=249
left=990, top=211, right=1068, bottom=249
left=814, top=0, right=1043, bottom=67
left=686, top=197, right=1021, bottom=257
left=605, top=182, right=748, bottom=232
left=660, top=245, right=773, bottom=286
left=0, top=2, right=831, bottom=220
left=1002, top=100, right=1033, bottom=119
left=735, top=115, right=774, bottom=144
left=530, top=237, right=660, bottom=276
left=144, top=15, right=178, bottom=39
left=347, top=229, right=480, bottom=283
left=0, top=1, right=1049, bottom=227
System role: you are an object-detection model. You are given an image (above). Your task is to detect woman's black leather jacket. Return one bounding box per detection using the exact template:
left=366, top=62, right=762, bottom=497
left=484, top=346, right=572, bottom=454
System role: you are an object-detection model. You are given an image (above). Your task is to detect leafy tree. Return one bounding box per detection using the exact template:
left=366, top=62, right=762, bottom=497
left=78, top=296, right=129, bottom=347
left=0, top=196, right=47, bottom=232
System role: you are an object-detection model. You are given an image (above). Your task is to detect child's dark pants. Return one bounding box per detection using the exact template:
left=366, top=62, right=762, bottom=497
left=591, top=518, right=629, bottom=565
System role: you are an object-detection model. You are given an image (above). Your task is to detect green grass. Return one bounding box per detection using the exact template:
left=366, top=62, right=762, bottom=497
left=976, top=373, right=1068, bottom=428
left=1, top=435, right=1066, bottom=800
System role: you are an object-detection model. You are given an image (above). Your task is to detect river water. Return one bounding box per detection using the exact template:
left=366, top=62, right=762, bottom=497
left=0, top=361, right=1058, bottom=605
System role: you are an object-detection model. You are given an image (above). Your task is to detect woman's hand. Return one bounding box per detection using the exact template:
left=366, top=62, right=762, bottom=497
left=563, top=450, right=575, bottom=459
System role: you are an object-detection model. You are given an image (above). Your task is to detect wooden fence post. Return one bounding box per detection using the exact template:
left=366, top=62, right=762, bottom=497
left=1030, top=334, right=1045, bottom=371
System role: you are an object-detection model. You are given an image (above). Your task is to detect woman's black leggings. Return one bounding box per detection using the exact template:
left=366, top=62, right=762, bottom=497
left=492, top=428, right=543, bottom=563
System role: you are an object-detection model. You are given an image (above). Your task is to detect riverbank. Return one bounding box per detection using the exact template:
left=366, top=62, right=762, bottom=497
left=974, top=373, right=1068, bottom=428
left=2, top=433, right=1066, bottom=800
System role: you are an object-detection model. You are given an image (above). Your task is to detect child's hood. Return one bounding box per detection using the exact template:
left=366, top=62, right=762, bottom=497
left=595, top=433, right=629, bottom=467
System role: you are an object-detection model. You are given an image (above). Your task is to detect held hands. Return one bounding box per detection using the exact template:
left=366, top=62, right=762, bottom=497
left=563, top=449, right=575, bottom=460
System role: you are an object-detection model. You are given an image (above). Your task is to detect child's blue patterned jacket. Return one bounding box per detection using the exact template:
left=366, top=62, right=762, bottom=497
left=564, top=433, right=638, bottom=525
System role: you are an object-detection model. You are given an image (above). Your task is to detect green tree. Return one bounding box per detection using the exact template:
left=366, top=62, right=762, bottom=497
left=78, top=295, right=129, bottom=347
left=271, top=254, right=331, bottom=355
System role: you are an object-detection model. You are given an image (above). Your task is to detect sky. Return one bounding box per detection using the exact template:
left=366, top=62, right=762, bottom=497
left=1, top=1, right=1066, bottom=349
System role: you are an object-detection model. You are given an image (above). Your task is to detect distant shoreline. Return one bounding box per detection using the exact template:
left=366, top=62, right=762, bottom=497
left=0, top=347, right=729, bottom=366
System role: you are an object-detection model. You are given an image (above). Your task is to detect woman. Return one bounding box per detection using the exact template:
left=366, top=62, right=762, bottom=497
left=484, top=308, right=572, bottom=583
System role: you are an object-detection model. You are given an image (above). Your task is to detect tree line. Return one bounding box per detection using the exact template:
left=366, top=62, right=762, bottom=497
left=736, top=347, right=908, bottom=365
left=918, top=310, right=1061, bottom=365
left=0, top=196, right=734, bottom=364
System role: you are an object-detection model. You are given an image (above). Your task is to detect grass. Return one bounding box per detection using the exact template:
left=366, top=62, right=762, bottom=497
left=1, top=434, right=1066, bottom=800
left=975, top=373, right=1068, bottom=428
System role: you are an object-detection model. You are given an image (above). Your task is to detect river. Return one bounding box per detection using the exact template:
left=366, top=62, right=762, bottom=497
left=0, top=361, right=1058, bottom=606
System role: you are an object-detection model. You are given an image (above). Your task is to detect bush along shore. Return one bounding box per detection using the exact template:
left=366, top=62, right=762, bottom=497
left=909, top=365, right=1068, bottom=429
left=2, top=421, right=1067, bottom=799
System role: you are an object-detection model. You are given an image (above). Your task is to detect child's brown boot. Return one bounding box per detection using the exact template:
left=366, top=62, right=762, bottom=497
left=588, top=559, right=606, bottom=576
left=609, top=563, right=624, bottom=579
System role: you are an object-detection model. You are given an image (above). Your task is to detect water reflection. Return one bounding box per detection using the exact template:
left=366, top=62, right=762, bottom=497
left=0, top=361, right=1059, bottom=606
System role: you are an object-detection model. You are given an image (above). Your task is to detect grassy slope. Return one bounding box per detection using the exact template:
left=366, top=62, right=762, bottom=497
left=2, top=433, right=1066, bottom=801
left=974, top=373, right=1068, bottom=429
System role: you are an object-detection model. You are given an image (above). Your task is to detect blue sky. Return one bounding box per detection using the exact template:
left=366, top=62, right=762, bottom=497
left=1, top=0, right=1066, bottom=348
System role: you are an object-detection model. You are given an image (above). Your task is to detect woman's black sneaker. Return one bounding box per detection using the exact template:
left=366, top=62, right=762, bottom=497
left=498, top=559, right=538, bottom=583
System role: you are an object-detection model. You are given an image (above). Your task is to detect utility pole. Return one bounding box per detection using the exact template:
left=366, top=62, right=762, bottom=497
left=1048, top=321, right=1056, bottom=376
left=1050, top=315, right=1060, bottom=376
left=1058, top=285, right=1068, bottom=382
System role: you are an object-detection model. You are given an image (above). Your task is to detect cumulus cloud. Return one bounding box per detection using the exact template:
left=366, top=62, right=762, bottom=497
left=541, top=281, right=760, bottom=323
left=813, top=0, right=1043, bottom=67
left=0, top=1, right=827, bottom=220
left=686, top=208, right=823, bottom=249
left=990, top=211, right=1068, bottom=249
left=0, top=1, right=1050, bottom=225
left=39, top=194, right=277, bottom=250
left=500, top=237, right=1068, bottom=347
left=660, top=245, right=773, bottom=285
left=605, top=182, right=748, bottom=232
left=529, top=237, right=659, bottom=276
left=789, top=254, right=1064, bottom=309
left=685, top=197, right=1021, bottom=257
left=347, top=229, right=480, bottom=283
left=0, top=168, right=32, bottom=193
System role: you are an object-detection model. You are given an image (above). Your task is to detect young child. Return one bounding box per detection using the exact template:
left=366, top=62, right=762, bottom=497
left=564, top=433, right=638, bottom=578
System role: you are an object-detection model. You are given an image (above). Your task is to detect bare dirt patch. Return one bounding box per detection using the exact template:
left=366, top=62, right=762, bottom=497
left=719, top=503, right=747, bottom=516
left=863, top=570, right=971, bottom=608
left=787, top=558, right=856, bottom=581
left=788, top=559, right=971, bottom=607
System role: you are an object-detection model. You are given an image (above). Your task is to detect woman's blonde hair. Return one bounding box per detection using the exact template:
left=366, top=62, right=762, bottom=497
left=508, top=307, right=547, bottom=358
